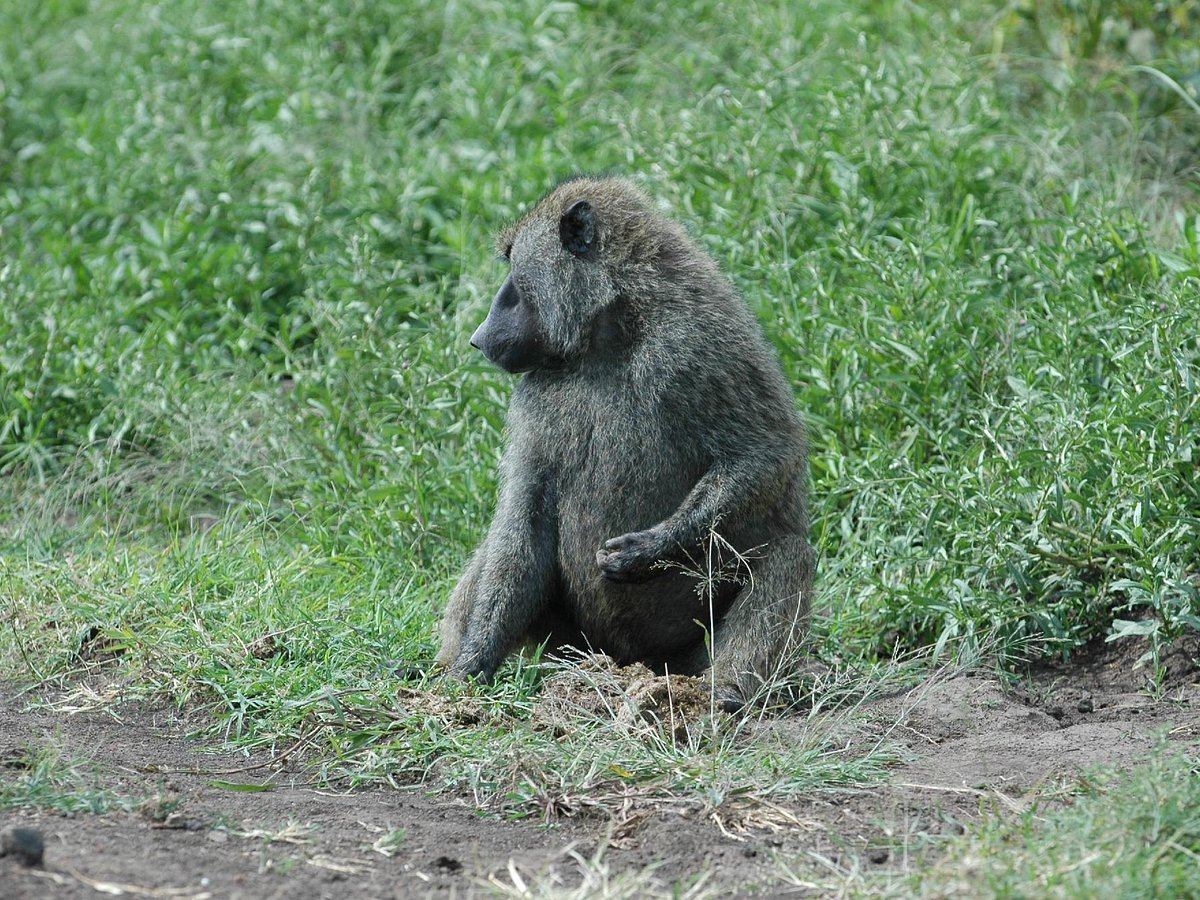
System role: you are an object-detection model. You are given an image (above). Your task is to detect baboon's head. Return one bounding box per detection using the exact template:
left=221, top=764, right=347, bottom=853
left=470, top=177, right=684, bottom=373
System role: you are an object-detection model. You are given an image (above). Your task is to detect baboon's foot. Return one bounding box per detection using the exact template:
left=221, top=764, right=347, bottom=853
left=714, top=687, right=746, bottom=714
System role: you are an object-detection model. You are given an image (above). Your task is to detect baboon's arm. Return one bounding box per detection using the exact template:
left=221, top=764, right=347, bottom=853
left=597, top=435, right=801, bottom=583
left=447, top=464, right=557, bottom=681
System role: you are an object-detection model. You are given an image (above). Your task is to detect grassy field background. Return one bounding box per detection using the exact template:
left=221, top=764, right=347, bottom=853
left=2, top=0, right=1199, bottom=893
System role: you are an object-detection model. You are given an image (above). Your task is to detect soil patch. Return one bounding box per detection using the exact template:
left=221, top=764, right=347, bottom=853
left=2, top=635, right=1198, bottom=898
left=534, top=654, right=713, bottom=741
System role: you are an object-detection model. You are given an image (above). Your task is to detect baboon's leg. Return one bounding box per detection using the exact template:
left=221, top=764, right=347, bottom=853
left=445, top=471, right=558, bottom=682
left=434, top=549, right=485, bottom=671
left=438, top=545, right=575, bottom=675
left=708, top=534, right=813, bottom=708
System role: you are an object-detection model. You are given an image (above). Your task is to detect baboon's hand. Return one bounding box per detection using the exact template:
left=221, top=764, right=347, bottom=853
left=446, top=652, right=496, bottom=684
left=596, top=529, right=667, bottom=583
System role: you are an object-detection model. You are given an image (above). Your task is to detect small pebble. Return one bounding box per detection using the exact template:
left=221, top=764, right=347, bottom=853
left=869, top=848, right=890, bottom=864
left=1, top=826, right=45, bottom=867
left=1077, top=697, right=1094, bottom=714
left=1048, top=705, right=1065, bottom=720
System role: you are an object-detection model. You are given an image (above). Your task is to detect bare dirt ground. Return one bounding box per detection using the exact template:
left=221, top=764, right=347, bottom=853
left=3, top=636, right=1198, bottom=899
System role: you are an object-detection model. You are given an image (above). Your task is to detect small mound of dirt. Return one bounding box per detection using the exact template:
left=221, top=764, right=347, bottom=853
left=533, top=654, right=714, bottom=741
left=393, top=686, right=496, bottom=727
left=895, top=675, right=1059, bottom=743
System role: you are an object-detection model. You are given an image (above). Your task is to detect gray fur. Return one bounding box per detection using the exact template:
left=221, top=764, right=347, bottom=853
left=436, top=177, right=813, bottom=708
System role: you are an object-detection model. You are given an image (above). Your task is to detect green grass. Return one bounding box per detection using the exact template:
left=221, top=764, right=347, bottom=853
left=0, top=742, right=135, bottom=815
left=901, top=746, right=1200, bottom=898
left=1, top=0, right=1199, bottom=889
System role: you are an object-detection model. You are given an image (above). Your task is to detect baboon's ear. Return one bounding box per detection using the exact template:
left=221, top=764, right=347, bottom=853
left=559, top=200, right=596, bottom=256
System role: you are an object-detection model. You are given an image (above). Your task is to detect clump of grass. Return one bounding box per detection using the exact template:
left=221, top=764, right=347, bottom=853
left=900, top=746, right=1200, bottom=898
left=0, top=743, right=134, bottom=815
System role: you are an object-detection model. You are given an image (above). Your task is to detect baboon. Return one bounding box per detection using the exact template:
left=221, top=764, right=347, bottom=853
left=436, top=176, right=813, bottom=710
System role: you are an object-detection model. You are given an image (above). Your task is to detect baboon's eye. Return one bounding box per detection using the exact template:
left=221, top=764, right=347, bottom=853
left=496, top=276, right=520, bottom=309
